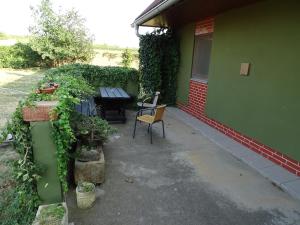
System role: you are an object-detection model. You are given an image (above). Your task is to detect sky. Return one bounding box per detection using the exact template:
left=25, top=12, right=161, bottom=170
left=0, top=0, right=154, bottom=47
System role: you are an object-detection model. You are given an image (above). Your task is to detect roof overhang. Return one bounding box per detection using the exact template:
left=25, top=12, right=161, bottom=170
left=132, top=0, right=262, bottom=29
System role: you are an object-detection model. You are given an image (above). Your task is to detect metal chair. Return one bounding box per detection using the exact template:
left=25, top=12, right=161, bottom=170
left=137, top=91, right=160, bottom=115
left=132, top=105, right=166, bottom=144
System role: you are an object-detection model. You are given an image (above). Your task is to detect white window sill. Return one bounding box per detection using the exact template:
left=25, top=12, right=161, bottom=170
left=190, top=78, right=208, bottom=84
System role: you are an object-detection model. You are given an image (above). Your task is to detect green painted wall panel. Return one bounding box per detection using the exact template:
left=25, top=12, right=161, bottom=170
left=205, top=0, right=300, bottom=160
left=31, top=121, right=62, bottom=204
left=176, top=23, right=195, bottom=103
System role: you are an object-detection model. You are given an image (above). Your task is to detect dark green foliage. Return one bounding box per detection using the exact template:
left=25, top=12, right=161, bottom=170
left=139, top=33, right=162, bottom=95
left=75, top=115, right=116, bottom=145
left=0, top=43, right=42, bottom=68
left=44, top=64, right=139, bottom=92
left=139, top=29, right=180, bottom=104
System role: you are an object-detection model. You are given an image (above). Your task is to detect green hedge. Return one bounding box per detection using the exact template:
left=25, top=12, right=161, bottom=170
left=139, top=29, right=179, bottom=104
left=44, top=64, right=140, bottom=96
left=0, top=43, right=42, bottom=69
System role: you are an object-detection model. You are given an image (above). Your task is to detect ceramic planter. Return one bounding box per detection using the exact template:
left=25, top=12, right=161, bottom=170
left=36, top=83, right=59, bottom=94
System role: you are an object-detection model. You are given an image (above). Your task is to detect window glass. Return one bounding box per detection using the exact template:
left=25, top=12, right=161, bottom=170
left=191, top=33, right=213, bottom=81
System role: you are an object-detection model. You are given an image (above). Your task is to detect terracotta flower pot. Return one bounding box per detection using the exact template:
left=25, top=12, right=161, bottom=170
left=36, top=83, right=59, bottom=94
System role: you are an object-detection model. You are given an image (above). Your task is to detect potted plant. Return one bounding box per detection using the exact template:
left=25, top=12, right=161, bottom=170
left=33, top=203, right=68, bottom=225
left=75, top=115, right=115, bottom=147
left=72, top=114, right=115, bottom=184
left=76, top=182, right=96, bottom=209
left=36, top=82, right=59, bottom=94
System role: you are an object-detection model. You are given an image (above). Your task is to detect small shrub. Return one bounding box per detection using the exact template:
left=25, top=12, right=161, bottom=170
left=77, top=182, right=95, bottom=193
left=35, top=203, right=65, bottom=225
left=121, top=48, right=133, bottom=68
left=74, top=114, right=116, bottom=146
left=0, top=43, right=42, bottom=69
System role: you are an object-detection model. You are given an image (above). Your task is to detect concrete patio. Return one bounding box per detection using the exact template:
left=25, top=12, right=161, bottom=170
left=67, top=108, right=300, bottom=225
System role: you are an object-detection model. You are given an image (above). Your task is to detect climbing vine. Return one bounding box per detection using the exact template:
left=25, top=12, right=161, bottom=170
left=0, top=72, right=94, bottom=224
left=139, top=29, right=180, bottom=104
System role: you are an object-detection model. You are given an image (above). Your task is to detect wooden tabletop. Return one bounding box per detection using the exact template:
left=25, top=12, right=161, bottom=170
left=99, top=87, right=130, bottom=99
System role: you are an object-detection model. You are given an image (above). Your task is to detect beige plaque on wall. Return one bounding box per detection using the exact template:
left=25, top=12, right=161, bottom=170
left=240, top=63, right=250, bottom=76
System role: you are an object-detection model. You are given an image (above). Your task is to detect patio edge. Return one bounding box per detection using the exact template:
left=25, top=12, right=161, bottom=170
left=167, top=107, right=300, bottom=201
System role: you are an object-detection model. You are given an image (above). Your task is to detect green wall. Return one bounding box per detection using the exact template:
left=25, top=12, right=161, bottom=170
left=205, top=0, right=300, bottom=160
left=31, top=121, right=62, bottom=203
left=176, top=23, right=195, bottom=104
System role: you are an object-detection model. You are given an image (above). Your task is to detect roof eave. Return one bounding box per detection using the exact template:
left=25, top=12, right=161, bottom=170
left=131, top=0, right=181, bottom=28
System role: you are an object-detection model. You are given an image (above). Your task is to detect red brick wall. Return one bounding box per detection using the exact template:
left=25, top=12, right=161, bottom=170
left=177, top=80, right=300, bottom=176
left=195, top=17, right=214, bottom=35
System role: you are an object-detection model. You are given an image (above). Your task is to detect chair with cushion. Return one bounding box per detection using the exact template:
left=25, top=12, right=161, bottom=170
left=132, top=105, right=166, bottom=144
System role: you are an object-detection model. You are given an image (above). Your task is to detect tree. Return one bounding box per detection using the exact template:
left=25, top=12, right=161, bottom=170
left=29, top=0, right=94, bottom=67
left=121, top=48, right=133, bottom=68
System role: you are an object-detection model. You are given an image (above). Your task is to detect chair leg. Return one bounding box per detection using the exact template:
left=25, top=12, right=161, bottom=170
left=162, top=120, right=165, bottom=138
left=133, top=119, right=137, bottom=138
left=147, top=124, right=150, bottom=133
left=150, top=124, right=153, bottom=144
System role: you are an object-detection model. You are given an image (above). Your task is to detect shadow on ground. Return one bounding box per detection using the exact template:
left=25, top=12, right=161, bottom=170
left=67, top=110, right=300, bottom=225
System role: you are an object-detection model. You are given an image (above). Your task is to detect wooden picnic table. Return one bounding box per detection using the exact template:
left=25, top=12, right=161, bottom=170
left=97, top=87, right=131, bottom=123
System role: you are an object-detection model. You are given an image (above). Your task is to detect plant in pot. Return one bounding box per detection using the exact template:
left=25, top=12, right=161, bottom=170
left=33, top=203, right=68, bottom=225
left=76, top=115, right=115, bottom=147
left=72, top=114, right=116, bottom=184
left=36, top=81, right=59, bottom=94
left=76, top=181, right=96, bottom=209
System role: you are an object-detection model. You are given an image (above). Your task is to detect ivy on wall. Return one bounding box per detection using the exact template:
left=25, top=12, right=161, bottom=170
left=139, top=29, right=180, bottom=104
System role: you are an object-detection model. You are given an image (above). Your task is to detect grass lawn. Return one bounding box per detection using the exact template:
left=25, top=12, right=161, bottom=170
left=0, top=68, right=44, bottom=129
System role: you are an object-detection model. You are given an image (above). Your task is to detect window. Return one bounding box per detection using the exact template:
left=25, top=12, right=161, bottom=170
left=191, top=33, right=213, bottom=81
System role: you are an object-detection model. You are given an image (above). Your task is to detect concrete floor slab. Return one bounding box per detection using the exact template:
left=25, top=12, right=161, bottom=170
left=67, top=110, right=300, bottom=225
left=282, top=180, right=300, bottom=200
left=167, top=107, right=300, bottom=201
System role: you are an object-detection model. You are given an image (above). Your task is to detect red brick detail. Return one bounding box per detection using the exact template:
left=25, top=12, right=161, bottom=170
left=177, top=80, right=300, bottom=176
left=195, top=17, right=214, bottom=35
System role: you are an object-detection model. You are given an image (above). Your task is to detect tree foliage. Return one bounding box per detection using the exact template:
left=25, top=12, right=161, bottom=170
left=121, top=48, right=133, bottom=68
left=29, top=0, right=94, bottom=67
left=139, top=29, right=180, bottom=104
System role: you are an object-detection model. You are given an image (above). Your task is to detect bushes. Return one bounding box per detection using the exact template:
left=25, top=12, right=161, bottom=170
left=139, top=29, right=180, bottom=104
left=45, top=64, right=140, bottom=96
left=0, top=43, right=42, bottom=69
